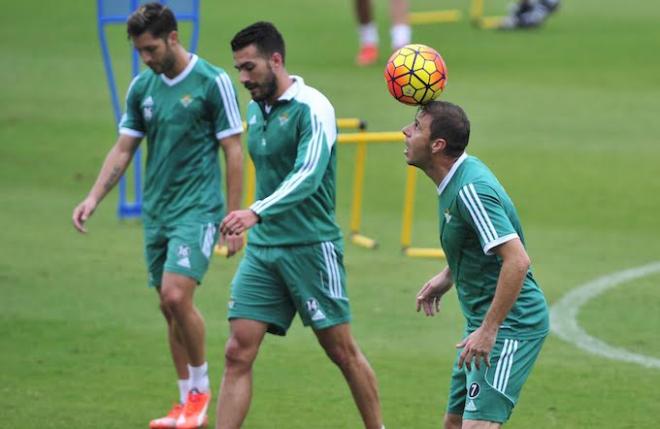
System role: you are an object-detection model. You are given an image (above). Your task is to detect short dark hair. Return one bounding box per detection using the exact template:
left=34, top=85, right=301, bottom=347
left=127, top=2, right=177, bottom=39
left=420, top=101, right=471, bottom=157
left=231, top=21, right=286, bottom=64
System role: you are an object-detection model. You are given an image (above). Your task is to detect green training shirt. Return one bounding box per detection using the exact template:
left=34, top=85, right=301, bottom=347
left=438, top=153, right=549, bottom=339
left=119, top=54, right=242, bottom=224
left=246, top=76, right=342, bottom=246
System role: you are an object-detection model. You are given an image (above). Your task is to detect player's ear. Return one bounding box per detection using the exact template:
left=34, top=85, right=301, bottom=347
left=167, top=30, right=179, bottom=46
left=430, top=138, right=447, bottom=155
left=270, top=52, right=284, bottom=69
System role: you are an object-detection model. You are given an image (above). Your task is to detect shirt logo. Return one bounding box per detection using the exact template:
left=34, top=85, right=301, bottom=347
left=278, top=112, right=289, bottom=126
left=177, top=244, right=191, bottom=268
left=143, top=96, right=154, bottom=121
left=248, top=115, right=257, bottom=125
left=444, top=209, right=452, bottom=224
left=180, top=94, right=193, bottom=108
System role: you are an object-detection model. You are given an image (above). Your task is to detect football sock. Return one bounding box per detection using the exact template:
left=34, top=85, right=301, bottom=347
left=390, top=24, right=411, bottom=50
left=359, top=22, right=379, bottom=46
left=178, top=378, right=190, bottom=404
left=188, top=362, right=209, bottom=393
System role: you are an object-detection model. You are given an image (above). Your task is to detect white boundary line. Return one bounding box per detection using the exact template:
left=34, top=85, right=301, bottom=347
left=550, top=261, right=660, bottom=369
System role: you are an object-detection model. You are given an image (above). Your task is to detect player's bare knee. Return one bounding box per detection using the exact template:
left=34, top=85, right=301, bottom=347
left=323, top=339, right=359, bottom=369
left=160, top=288, right=188, bottom=314
left=224, top=335, right=258, bottom=372
left=443, top=413, right=462, bottom=429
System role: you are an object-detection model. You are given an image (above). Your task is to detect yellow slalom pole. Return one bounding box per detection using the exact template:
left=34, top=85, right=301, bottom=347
left=349, top=141, right=378, bottom=249
left=470, top=0, right=484, bottom=22
left=400, top=166, right=417, bottom=249
left=409, top=10, right=462, bottom=25
left=338, top=131, right=404, bottom=144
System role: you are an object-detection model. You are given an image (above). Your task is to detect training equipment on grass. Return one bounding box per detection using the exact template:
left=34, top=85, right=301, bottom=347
left=221, top=119, right=445, bottom=259
left=384, top=44, right=447, bottom=106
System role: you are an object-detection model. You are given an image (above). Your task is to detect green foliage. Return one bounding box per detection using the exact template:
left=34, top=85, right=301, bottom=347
left=1, top=0, right=659, bottom=427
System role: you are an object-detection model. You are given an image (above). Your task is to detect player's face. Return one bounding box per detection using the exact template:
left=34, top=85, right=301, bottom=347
left=233, top=44, right=278, bottom=102
left=132, top=32, right=177, bottom=75
left=402, top=111, right=433, bottom=168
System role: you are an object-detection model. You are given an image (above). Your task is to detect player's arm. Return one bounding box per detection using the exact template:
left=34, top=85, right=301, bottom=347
left=219, top=133, right=244, bottom=256
left=221, top=108, right=334, bottom=235
left=480, top=238, right=530, bottom=332
left=454, top=182, right=524, bottom=370
left=72, top=134, right=141, bottom=233
left=416, top=266, right=454, bottom=316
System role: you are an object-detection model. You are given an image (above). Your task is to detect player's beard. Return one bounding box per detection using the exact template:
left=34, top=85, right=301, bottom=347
left=247, top=68, right=278, bottom=102
left=150, top=45, right=177, bottom=75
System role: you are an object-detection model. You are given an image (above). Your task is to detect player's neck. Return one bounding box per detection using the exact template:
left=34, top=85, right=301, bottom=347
left=267, top=72, right=293, bottom=105
left=426, top=157, right=455, bottom=187
left=164, top=48, right=191, bottom=79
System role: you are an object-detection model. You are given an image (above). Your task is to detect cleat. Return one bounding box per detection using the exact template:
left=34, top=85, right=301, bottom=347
left=176, top=389, right=211, bottom=429
left=150, top=403, right=184, bottom=429
left=356, top=44, right=379, bottom=66
left=499, top=0, right=553, bottom=29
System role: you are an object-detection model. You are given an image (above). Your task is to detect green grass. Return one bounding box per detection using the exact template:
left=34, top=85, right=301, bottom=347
left=2, top=0, right=660, bottom=427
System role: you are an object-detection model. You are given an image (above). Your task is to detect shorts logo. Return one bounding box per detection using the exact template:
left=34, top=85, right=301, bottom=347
left=468, top=382, right=481, bottom=399
left=305, top=298, right=326, bottom=322
left=228, top=299, right=235, bottom=309
left=177, top=244, right=191, bottom=268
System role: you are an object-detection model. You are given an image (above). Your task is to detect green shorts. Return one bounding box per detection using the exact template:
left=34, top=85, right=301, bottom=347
left=446, top=335, right=546, bottom=423
left=228, top=241, right=351, bottom=335
left=144, top=221, right=219, bottom=287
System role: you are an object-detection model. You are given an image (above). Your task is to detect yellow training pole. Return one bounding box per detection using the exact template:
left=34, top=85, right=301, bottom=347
left=400, top=166, right=417, bottom=249
left=470, top=0, right=484, bottom=22
left=338, top=131, right=404, bottom=144
left=409, top=10, right=462, bottom=25
left=349, top=141, right=377, bottom=249
left=400, top=166, right=446, bottom=259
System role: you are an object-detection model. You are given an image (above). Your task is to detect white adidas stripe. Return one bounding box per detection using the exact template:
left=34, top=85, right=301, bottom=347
left=459, top=188, right=494, bottom=243
left=501, top=340, right=518, bottom=393
left=251, top=115, right=325, bottom=213
left=322, top=242, right=342, bottom=298
left=467, top=184, right=498, bottom=239
left=215, top=73, right=242, bottom=131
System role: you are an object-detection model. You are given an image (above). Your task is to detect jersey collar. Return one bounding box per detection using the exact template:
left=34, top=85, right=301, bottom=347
left=437, top=152, right=468, bottom=195
left=160, top=54, right=198, bottom=87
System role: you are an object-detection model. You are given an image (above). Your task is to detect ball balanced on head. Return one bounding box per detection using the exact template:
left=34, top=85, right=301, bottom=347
left=384, top=44, right=447, bottom=106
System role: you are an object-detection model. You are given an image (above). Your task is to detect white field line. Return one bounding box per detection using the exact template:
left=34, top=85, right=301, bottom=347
left=550, top=262, right=660, bottom=369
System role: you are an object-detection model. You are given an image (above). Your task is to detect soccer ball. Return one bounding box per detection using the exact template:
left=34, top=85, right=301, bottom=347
left=384, top=44, right=447, bottom=106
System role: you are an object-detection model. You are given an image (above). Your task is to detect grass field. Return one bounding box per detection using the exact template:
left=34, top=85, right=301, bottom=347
left=2, top=0, right=660, bottom=427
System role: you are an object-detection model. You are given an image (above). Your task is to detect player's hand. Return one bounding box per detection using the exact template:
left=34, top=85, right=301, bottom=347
left=456, top=326, right=497, bottom=371
left=416, top=272, right=450, bottom=316
left=220, top=209, right=259, bottom=235
left=72, top=197, right=98, bottom=233
left=221, top=232, right=244, bottom=258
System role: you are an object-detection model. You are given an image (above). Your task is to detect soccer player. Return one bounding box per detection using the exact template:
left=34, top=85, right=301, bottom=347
left=354, top=0, right=411, bottom=66
left=71, top=3, right=243, bottom=428
left=215, top=21, right=384, bottom=429
left=403, top=101, right=549, bottom=428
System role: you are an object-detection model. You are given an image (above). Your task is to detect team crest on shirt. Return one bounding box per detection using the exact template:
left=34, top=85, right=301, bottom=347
left=444, top=209, right=452, bottom=224
left=278, top=112, right=289, bottom=126
left=180, top=94, right=193, bottom=108
left=143, top=96, right=154, bottom=121
left=248, top=115, right=257, bottom=126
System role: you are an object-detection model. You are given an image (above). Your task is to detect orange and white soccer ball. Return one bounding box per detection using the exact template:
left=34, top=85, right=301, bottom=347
left=384, top=44, right=447, bottom=106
